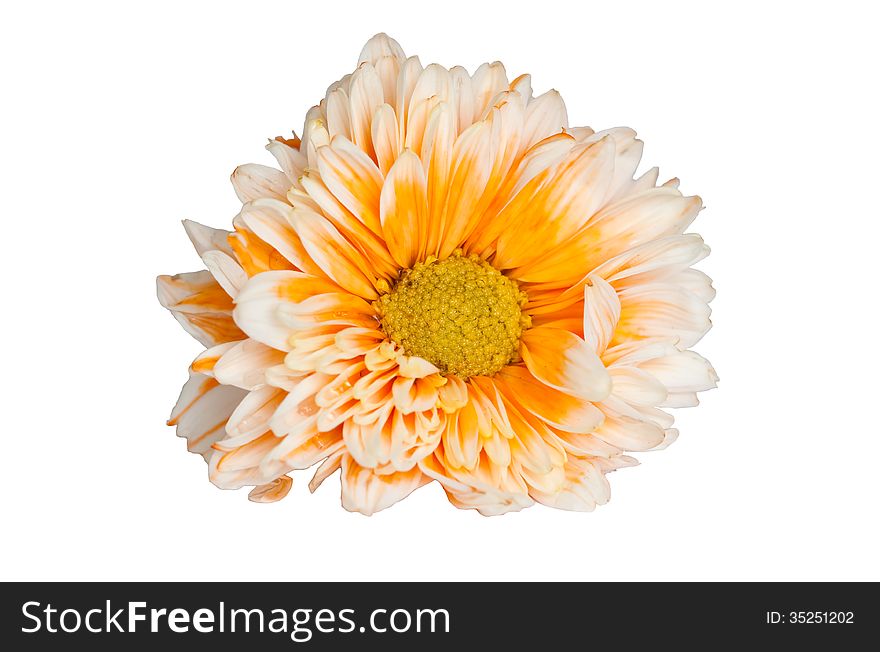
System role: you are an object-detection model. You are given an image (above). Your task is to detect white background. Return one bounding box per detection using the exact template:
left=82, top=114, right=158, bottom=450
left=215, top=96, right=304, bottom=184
left=2, top=0, right=878, bottom=581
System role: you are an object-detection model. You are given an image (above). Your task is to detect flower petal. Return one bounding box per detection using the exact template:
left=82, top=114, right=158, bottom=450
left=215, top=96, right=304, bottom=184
left=238, top=198, right=324, bottom=277
left=214, top=338, right=286, bottom=390
left=232, top=271, right=340, bottom=351
left=496, top=366, right=605, bottom=434
left=202, top=250, right=248, bottom=298
left=340, top=454, right=427, bottom=516
left=316, top=136, right=384, bottom=236
left=348, top=63, right=385, bottom=159
left=494, top=135, right=615, bottom=269
left=640, top=350, right=718, bottom=403
left=157, top=271, right=243, bottom=346
left=615, top=284, right=712, bottom=348
left=522, top=89, right=568, bottom=150
left=582, top=275, right=621, bottom=354
left=358, top=33, right=406, bottom=66
left=287, top=205, right=380, bottom=299
left=520, top=326, right=611, bottom=401
left=231, top=163, right=290, bottom=203
left=380, top=149, right=428, bottom=268
left=608, top=366, right=668, bottom=406
left=182, top=219, right=234, bottom=257
left=437, top=122, right=493, bottom=259
left=593, top=413, right=666, bottom=451
left=248, top=475, right=293, bottom=503
left=371, top=103, right=400, bottom=176
left=266, top=136, right=307, bottom=185
left=167, top=370, right=247, bottom=460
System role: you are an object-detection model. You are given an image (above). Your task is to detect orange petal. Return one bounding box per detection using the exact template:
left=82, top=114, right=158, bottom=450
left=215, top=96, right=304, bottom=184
left=316, top=136, right=384, bottom=235
left=157, top=271, right=244, bottom=347
left=520, top=326, right=611, bottom=401
left=238, top=199, right=324, bottom=277
left=232, top=271, right=340, bottom=351
left=266, top=137, right=307, bottom=186
left=526, top=190, right=703, bottom=287
left=228, top=220, right=295, bottom=276
left=437, top=122, right=493, bottom=259
left=614, top=284, right=712, bottom=348
left=496, top=366, right=604, bottom=434
left=442, top=401, right=481, bottom=470
left=421, top=102, right=454, bottom=258
left=494, top=135, right=615, bottom=269
left=299, top=170, right=398, bottom=279
left=380, top=150, right=428, bottom=268
left=465, top=132, right=575, bottom=256
left=284, top=206, right=380, bottom=299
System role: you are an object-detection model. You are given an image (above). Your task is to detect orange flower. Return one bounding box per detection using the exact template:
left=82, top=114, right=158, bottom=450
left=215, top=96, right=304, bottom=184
left=157, top=34, right=716, bottom=515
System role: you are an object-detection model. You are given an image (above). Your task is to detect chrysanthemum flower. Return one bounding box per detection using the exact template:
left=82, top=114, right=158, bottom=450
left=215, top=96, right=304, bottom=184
left=157, top=34, right=717, bottom=515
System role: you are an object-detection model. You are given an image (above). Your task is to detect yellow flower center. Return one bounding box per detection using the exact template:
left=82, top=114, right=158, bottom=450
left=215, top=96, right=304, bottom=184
left=376, top=251, right=530, bottom=378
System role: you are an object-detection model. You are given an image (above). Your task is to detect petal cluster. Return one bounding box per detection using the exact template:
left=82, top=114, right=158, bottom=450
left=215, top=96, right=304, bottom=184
left=157, top=34, right=716, bottom=515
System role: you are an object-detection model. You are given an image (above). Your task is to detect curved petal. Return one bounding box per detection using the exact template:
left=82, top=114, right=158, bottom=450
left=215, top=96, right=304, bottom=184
left=522, top=89, right=568, bottom=150
left=298, top=171, right=398, bottom=279
left=358, top=33, right=406, bottom=66
left=157, top=271, right=243, bottom=347
left=608, top=366, right=668, bottom=407
left=514, top=190, right=702, bottom=287
left=496, top=366, right=604, bottom=434
left=437, top=122, right=493, bottom=259
left=214, top=338, right=286, bottom=390
left=266, top=137, right=307, bottom=184
left=582, top=275, right=621, bottom=354
left=222, top=385, right=285, bottom=445
left=248, top=475, right=293, bottom=503
left=531, top=455, right=612, bottom=512
left=494, top=135, right=615, bottom=269
left=639, top=350, right=718, bottom=405
left=593, top=413, right=666, bottom=451
left=232, top=271, right=340, bottom=351
left=395, top=355, right=440, bottom=379
left=191, top=341, right=238, bottom=376
left=228, top=220, right=296, bottom=276
left=419, top=451, right=535, bottom=516
left=316, top=136, right=384, bottom=235
left=380, top=150, right=428, bottom=268
left=615, top=284, right=712, bottom=348
left=168, top=370, right=247, bottom=460
left=441, top=401, right=481, bottom=471
left=209, top=432, right=289, bottom=489
left=520, top=326, right=611, bottom=401
left=238, top=198, right=324, bottom=277
left=372, top=103, right=400, bottom=176
left=470, top=61, right=509, bottom=118
left=340, top=454, right=427, bottom=516
left=231, top=163, right=290, bottom=203
left=348, top=63, right=385, bottom=159
left=202, top=250, right=247, bottom=298
left=287, top=206, right=380, bottom=299
left=182, top=219, right=234, bottom=257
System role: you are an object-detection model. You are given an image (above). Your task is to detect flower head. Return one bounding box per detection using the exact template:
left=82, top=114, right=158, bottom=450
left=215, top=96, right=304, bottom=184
left=157, top=34, right=716, bottom=515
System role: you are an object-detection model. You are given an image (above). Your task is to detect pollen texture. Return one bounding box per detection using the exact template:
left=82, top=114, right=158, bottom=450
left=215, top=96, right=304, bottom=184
left=376, top=252, right=529, bottom=378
